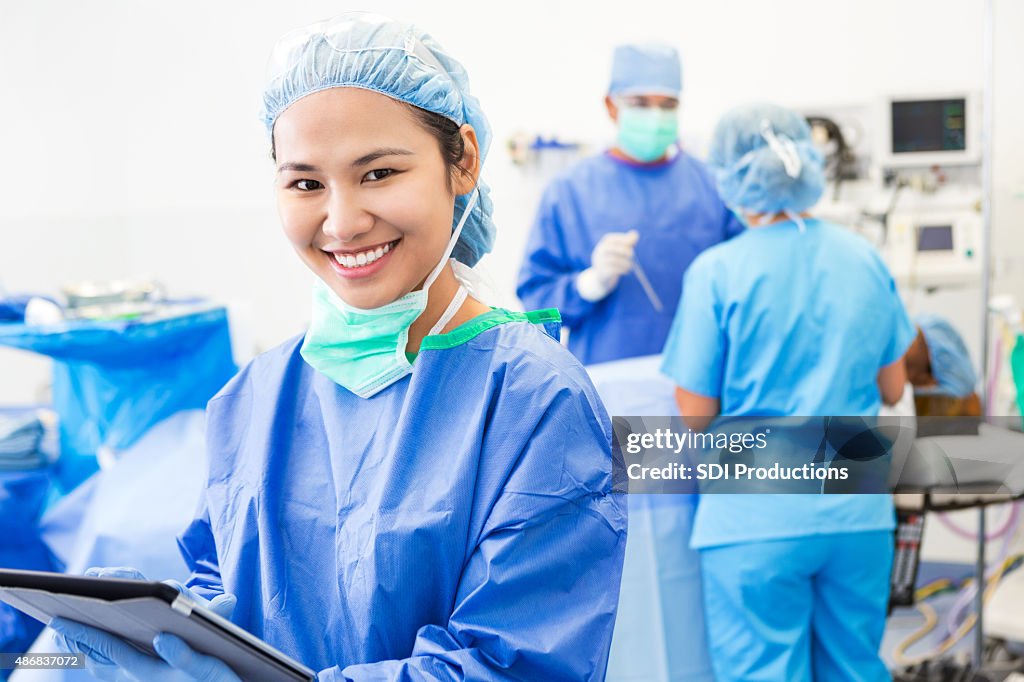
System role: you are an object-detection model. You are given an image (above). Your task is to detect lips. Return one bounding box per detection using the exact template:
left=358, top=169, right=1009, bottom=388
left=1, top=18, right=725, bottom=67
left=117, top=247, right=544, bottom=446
left=324, top=239, right=400, bottom=279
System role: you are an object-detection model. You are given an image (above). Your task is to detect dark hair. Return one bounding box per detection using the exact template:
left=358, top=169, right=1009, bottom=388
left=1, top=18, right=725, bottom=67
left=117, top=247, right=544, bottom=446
left=270, top=103, right=473, bottom=191
left=407, top=105, right=473, bottom=190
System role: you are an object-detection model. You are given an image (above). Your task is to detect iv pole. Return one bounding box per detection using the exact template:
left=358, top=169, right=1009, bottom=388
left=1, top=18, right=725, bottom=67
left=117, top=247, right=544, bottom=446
left=973, top=0, right=994, bottom=669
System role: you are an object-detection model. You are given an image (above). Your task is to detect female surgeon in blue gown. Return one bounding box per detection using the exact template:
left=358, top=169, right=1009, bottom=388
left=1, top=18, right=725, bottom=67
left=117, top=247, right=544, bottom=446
left=51, top=12, right=627, bottom=681
left=661, top=104, right=915, bottom=682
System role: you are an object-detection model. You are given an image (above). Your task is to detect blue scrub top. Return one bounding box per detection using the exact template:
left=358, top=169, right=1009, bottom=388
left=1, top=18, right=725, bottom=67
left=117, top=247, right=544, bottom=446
left=179, top=309, right=627, bottom=680
left=517, top=151, right=743, bottom=366
left=660, top=218, right=916, bottom=548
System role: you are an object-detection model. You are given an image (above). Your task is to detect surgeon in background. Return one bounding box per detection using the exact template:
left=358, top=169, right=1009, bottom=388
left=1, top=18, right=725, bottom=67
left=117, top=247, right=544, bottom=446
left=905, top=314, right=982, bottom=416
left=517, top=44, right=743, bottom=366
left=662, top=103, right=915, bottom=682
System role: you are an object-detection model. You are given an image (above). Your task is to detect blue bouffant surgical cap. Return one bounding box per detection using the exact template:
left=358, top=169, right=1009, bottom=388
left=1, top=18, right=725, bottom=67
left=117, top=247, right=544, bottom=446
left=261, top=12, right=494, bottom=267
left=609, top=44, right=682, bottom=97
left=708, top=103, right=826, bottom=215
left=915, top=314, right=978, bottom=397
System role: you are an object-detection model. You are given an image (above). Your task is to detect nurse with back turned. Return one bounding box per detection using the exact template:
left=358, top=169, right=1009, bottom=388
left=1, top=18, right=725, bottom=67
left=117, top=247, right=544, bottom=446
left=662, top=103, right=915, bottom=682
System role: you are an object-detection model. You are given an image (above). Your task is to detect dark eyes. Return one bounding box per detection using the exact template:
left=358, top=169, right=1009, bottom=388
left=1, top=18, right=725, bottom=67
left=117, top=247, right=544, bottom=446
left=289, top=169, right=394, bottom=191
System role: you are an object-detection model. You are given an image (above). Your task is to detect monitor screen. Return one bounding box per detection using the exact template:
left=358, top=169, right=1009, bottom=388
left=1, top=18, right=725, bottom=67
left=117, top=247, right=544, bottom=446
left=917, top=225, right=954, bottom=252
left=891, top=99, right=967, bottom=154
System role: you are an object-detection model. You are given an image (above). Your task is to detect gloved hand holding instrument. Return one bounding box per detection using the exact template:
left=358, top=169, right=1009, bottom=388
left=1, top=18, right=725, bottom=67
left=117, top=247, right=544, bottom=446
left=576, top=230, right=664, bottom=311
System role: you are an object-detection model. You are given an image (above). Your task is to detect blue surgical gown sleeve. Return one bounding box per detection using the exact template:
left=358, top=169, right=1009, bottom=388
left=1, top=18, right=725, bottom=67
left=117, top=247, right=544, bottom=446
left=178, top=498, right=225, bottom=601
left=660, top=256, right=726, bottom=398
left=322, top=391, right=626, bottom=681
left=516, top=181, right=597, bottom=329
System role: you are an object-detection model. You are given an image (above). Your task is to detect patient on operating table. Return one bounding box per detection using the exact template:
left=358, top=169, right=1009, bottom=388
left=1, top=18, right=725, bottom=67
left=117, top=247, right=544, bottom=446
left=904, top=314, right=982, bottom=417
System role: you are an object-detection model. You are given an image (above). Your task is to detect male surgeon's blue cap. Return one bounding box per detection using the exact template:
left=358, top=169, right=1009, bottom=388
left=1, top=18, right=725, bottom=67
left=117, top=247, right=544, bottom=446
left=914, top=314, right=978, bottom=397
left=260, top=12, right=494, bottom=267
left=609, top=44, right=682, bottom=97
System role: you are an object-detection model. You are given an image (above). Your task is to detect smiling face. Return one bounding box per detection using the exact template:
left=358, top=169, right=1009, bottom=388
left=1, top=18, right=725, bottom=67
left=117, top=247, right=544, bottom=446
left=273, top=87, right=476, bottom=309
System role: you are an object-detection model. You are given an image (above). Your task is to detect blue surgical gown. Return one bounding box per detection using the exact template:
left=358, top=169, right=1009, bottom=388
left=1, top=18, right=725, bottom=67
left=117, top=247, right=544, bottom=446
left=517, top=151, right=743, bottom=366
left=660, top=218, right=915, bottom=547
left=178, top=308, right=627, bottom=681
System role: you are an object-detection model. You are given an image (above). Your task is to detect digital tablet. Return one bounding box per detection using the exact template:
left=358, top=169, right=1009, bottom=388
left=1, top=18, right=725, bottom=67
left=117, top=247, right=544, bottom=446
left=0, top=569, right=316, bottom=682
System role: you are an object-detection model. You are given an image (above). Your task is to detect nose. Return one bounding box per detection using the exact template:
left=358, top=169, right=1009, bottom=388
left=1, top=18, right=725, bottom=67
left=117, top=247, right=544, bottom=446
left=321, top=188, right=374, bottom=243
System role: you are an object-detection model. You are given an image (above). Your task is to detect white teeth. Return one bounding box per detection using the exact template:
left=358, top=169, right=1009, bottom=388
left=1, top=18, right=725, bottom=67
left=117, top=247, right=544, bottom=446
left=333, top=241, right=395, bottom=269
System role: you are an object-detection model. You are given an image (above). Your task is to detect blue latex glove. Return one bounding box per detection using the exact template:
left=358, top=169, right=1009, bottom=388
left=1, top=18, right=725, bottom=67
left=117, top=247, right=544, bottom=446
left=51, top=567, right=239, bottom=682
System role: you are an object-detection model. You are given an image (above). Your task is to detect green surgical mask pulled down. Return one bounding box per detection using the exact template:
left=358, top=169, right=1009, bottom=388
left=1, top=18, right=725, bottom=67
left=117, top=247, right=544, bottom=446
left=616, top=106, right=679, bottom=163
left=300, top=189, right=478, bottom=399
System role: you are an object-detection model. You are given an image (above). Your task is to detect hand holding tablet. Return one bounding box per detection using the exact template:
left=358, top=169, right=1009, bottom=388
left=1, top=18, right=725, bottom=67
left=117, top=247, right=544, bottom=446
left=0, top=568, right=314, bottom=681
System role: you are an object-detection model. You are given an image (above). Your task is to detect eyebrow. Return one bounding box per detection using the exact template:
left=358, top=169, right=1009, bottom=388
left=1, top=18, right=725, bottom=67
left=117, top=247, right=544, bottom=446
left=277, top=148, right=415, bottom=173
left=351, top=147, right=414, bottom=167
left=277, top=162, right=319, bottom=172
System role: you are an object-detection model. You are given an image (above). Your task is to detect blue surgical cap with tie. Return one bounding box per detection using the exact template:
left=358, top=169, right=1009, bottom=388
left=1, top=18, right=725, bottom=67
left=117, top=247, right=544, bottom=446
left=708, top=103, right=826, bottom=215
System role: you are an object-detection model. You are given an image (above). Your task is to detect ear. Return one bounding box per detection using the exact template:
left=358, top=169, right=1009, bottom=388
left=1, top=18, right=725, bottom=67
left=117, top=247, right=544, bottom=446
left=453, top=124, right=480, bottom=195
left=605, top=96, right=619, bottom=123
left=744, top=211, right=766, bottom=226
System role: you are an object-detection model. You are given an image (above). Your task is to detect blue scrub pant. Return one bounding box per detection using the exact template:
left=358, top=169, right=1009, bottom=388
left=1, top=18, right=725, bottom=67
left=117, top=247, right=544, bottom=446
left=700, top=531, right=893, bottom=682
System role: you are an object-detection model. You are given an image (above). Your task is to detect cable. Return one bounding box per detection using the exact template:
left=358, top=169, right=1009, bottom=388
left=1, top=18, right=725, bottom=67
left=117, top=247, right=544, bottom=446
left=936, top=502, right=1020, bottom=542
left=934, top=557, right=1012, bottom=658
left=893, top=554, right=1020, bottom=666
left=859, top=175, right=907, bottom=250
left=805, top=116, right=856, bottom=201
left=943, top=506, right=1022, bottom=639
left=914, top=578, right=955, bottom=601
left=893, top=601, right=940, bottom=666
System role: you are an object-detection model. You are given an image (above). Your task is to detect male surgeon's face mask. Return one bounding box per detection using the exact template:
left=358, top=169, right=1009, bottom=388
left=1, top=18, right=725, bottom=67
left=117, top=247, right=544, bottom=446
left=300, top=189, right=478, bottom=398
left=616, top=101, right=679, bottom=163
